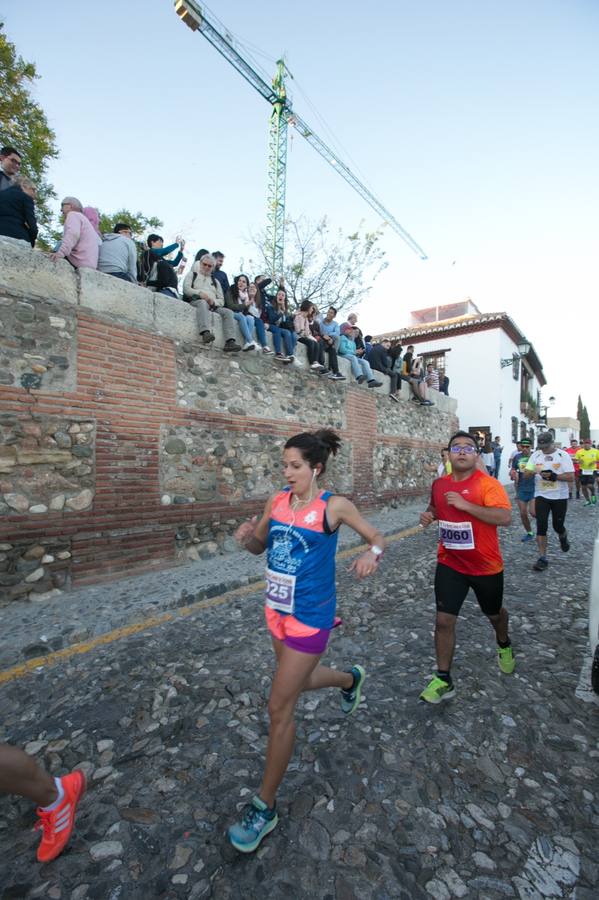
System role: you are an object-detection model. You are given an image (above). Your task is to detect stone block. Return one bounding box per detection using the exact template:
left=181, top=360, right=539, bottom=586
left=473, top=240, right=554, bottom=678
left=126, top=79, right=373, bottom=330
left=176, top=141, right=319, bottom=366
left=153, top=295, right=197, bottom=341
left=78, top=268, right=155, bottom=329
left=0, top=239, right=78, bottom=305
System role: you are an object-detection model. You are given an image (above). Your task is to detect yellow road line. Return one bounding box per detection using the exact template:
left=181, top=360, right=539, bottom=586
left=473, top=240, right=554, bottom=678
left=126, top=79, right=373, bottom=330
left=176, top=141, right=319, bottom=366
left=0, top=524, right=423, bottom=685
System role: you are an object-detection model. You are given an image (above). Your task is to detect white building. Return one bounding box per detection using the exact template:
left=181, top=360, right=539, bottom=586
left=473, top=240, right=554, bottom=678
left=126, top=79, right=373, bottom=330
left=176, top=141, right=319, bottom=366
left=378, top=300, right=547, bottom=482
left=547, top=417, right=580, bottom=447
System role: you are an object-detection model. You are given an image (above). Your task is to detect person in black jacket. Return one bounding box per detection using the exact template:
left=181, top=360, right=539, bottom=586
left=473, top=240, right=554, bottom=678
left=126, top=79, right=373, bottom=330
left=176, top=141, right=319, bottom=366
left=0, top=176, right=38, bottom=246
left=368, top=338, right=401, bottom=402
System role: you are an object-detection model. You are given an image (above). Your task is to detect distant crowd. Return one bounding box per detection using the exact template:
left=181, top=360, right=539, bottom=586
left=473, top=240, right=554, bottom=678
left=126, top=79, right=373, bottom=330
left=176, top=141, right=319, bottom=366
left=0, top=145, right=448, bottom=403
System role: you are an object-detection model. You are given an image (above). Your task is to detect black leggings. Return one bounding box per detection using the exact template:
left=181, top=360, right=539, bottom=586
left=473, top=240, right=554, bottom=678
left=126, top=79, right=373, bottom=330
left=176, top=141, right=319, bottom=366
left=535, top=497, right=567, bottom=537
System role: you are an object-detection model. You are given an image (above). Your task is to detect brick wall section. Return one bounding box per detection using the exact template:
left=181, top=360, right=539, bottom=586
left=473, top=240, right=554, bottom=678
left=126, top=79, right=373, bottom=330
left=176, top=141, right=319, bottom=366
left=0, top=291, right=458, bottom=594
left=346, top=390, right=378, bottom=505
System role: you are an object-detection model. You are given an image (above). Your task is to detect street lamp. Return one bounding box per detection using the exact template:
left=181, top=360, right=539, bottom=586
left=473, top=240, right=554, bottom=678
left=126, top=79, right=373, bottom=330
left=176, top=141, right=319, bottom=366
left=538, top=395, right=556, bottom=425
left=500, top=340, right=531, bottom=368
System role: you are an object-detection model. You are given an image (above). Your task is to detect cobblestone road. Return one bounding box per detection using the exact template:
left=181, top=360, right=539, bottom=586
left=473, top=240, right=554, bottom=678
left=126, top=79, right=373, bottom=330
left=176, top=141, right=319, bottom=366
left=1, top=499, right=598, bottom=900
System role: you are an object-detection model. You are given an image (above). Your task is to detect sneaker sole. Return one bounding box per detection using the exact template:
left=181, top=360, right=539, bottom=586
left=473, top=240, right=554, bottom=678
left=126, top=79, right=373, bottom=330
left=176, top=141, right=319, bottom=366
left=419, top=687, right=455, bottom=704
left=341, top=665, right=366, bottom=715
left=228, top=814, right=278, bottom=853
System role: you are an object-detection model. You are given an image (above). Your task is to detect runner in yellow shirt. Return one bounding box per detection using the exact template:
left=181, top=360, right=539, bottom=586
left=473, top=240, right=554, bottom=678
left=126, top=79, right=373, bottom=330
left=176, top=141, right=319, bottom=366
left=575, top=438, right=599, bottom=506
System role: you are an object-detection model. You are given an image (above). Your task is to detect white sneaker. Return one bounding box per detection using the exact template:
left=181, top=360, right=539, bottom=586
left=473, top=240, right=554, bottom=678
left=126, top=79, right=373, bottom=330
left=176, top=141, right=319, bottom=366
left=310, top=361, right=322, bottom=369
left=242, top=342, right=256, bottom=351
left=262, top=345, right=273, bottom=353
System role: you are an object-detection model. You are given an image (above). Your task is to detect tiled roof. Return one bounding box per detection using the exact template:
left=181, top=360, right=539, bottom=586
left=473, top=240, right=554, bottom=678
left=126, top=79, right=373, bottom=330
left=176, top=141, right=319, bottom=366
left=375, top=312, right=546, bottom=386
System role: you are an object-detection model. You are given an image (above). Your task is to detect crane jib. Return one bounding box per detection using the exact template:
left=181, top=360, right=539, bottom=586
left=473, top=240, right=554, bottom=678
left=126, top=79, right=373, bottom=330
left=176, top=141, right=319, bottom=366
left=174, top=0, right=428, bottom=265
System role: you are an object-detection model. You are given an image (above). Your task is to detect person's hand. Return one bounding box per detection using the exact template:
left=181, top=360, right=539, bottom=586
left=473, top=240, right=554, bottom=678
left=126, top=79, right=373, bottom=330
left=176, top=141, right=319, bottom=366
left=509, top=469, right=517, bottom=482
left=420, top=510, right=436, bottom=527
left=445, top=491, right=471, bottom=511
left=540, top=470, right=558, bottom=482
left=49, top=252, right=60, bottom=262
left=234, top=516, right=258, bottom=547
left=349, top=550, right=380, bottom=578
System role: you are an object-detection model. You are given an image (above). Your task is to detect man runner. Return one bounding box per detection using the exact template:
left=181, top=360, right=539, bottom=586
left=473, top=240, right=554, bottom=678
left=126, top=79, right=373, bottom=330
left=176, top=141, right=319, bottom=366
left=0, top=743, right=85, bottom=862
left=509, top=438, right=535, bottom=541
left=524, top=431, right=574, bottom=572
left=419, top=430, right=514, bottom=704
left=575, top=438, right=599, bottom=506
left=565, top=438, right=581, bottom=500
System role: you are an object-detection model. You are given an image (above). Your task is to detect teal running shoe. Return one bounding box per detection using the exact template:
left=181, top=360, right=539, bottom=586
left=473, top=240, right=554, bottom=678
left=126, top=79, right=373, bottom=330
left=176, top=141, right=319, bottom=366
left=340, top=665, right=366, bottom=715
left=228, top=796, right=278, bottom=853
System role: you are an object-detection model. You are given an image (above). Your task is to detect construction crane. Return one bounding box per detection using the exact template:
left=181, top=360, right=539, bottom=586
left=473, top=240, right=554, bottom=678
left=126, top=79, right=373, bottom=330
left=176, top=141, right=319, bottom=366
left=174, top=0, right=428, bottom=275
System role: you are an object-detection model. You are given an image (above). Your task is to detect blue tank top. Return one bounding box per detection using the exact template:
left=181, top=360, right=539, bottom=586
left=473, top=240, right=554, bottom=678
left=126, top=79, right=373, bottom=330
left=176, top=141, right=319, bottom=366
left=266, top=488, right=338, bottom=629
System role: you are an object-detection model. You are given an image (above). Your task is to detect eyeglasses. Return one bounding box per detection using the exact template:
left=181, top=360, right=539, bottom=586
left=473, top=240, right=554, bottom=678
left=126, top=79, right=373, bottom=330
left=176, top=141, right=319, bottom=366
left=201, top=262, right=213, bottom=268
left=449, top=445, right=477, bottom=455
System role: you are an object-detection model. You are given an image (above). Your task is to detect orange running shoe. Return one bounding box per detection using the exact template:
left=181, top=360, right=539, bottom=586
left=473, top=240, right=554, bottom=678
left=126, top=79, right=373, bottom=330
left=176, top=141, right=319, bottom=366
left=35, top=769, right=86, bottom=863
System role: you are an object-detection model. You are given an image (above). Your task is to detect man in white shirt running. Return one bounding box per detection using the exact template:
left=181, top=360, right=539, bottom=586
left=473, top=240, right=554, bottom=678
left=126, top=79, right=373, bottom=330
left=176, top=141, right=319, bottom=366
left=524, top=432, right=574, bottom=572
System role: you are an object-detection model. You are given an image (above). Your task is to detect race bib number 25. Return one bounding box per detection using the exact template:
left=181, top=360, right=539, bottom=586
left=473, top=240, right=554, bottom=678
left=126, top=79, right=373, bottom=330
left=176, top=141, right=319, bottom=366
left=265, top=569, right=296, bottom=614
left=439, top=520, right=475, bottom=550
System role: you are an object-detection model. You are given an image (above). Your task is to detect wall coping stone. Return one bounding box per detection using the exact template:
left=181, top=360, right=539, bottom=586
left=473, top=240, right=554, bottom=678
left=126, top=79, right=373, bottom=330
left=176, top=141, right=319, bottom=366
left=0, top=237, right=457, bottom=413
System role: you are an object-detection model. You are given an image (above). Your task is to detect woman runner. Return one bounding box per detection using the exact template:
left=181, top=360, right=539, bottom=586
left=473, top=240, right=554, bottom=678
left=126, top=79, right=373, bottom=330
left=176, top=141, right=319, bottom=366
left=228, top=429, right=385, bottom=853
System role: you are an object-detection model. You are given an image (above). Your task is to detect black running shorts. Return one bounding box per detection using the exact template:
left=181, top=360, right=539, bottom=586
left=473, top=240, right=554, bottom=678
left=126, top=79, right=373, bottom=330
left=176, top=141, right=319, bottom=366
left=580, top=474, right=595, bottom=486
left=434, top=563, right=504, bottom=617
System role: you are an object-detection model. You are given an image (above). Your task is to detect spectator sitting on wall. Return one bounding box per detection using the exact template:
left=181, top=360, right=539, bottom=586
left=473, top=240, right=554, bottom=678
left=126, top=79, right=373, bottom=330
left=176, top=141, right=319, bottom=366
left=212, top=251, right=230, bottom=298
left=338, top=327, right=382, bottom=389
left=247, top=281, right=272, bottom=353
left=425, top=363, right=440, bottom=392
left=0, top=176, right=38, bottom=247
left=402, top=344, right=415, bottom=376
left=408, top=354, right=434, bottom=406
left=265, top=288, right=297, bottom=362
left=225, top=274, right=260, bottom=350
left=82, top=207, right=101, bottom=237
left=50, top=197, right=100, bottom=269
left=439, top=373, right=449, bottom=396
left=294, top=300, right=327, bottom=372
left=138, top=234, right=185, bottom=285
left=389, top=340, right=403, bottom=376
left=97, top=223, right=138, bottom=283
left=344, top=313, right=365, bottom=354
left=363, top=334, right=373, bottom=359
left=319, top=306, right=340, bottom=348
left=0, top=146, right=21, bottom=191
left=369, top=338, right=401, bottom=402
left=309, top=305, right=345, bottom=381
left=183, top=253, right=241, bottom=352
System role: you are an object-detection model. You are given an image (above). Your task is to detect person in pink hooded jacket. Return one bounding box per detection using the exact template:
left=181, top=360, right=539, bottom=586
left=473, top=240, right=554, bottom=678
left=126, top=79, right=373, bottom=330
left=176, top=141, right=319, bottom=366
left=50, top=196, right=100, bottom=269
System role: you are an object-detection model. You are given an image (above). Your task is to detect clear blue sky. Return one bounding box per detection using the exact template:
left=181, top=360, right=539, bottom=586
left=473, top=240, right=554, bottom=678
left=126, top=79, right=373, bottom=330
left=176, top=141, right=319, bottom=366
left=4, top=0, right=598, bottom=426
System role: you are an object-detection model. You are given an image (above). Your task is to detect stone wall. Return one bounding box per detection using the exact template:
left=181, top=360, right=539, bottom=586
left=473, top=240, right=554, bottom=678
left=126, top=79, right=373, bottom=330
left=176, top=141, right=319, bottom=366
left=0, top=238, right=458, bottom=603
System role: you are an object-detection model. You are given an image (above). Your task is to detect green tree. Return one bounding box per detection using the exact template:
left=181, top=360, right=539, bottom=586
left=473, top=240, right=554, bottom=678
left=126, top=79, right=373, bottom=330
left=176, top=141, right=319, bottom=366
left=249, top=215, right=387, bottom=314
left=98, top=210, right=162, bottom=240
left=580, top=405, right=591, bottom=440
left=0, top=23, right=58, bottom=234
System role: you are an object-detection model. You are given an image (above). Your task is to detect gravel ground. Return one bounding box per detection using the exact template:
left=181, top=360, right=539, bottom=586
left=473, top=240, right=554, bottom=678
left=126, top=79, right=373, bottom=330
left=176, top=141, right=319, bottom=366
left=0, top=496, right=598, bottom=900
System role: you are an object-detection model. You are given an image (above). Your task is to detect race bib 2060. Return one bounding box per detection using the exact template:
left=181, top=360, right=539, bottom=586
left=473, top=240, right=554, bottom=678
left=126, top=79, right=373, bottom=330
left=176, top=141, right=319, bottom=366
left=438, top=520, right=475, bottom=550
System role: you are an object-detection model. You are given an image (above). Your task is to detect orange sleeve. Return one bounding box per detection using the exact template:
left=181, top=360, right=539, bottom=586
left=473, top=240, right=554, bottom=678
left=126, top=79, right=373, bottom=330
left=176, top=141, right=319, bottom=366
left=481, top=477, right=512, bottom=510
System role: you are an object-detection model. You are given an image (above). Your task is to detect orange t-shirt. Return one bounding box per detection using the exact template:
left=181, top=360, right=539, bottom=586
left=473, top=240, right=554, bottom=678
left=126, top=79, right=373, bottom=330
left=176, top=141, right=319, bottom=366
left=431, top=469, right=511, bottom=576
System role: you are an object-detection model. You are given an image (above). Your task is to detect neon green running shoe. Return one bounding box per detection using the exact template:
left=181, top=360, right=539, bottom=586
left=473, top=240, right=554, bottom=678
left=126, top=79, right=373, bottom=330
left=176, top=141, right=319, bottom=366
left=419, top=675, right=455, bottom=704
left=497, top=645, right=515, bottom=674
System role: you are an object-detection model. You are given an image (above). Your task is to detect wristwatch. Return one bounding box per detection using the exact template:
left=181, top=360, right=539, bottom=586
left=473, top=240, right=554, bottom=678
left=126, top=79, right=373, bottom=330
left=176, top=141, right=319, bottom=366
left=370, top=545, right=384, bottom=559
